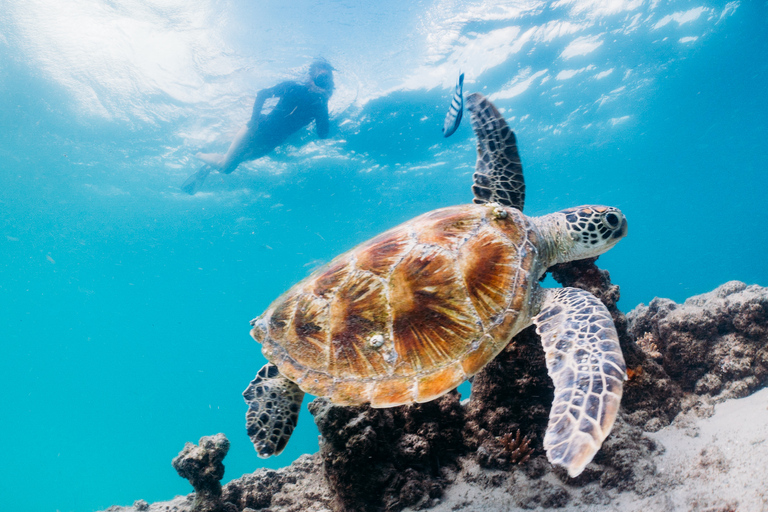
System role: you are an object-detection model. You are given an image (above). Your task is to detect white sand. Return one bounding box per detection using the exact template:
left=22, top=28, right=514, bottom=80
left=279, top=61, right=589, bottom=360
left=421, top=388, right=768, bottom=512
left=641, top=387, right=768, bottom=511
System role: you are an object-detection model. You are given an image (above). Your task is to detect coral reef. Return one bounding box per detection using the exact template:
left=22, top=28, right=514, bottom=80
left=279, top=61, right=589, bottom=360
left=627, top=280, right=768, bottom=424
left=100, top=279, right=768, bottom=512
left=308, top=390, right=465, bottom=511
left=496, top=430, right=532, bottom=465
left=222, top=455, right=333, bottom=512
left=172, top=434, right=236, bottom=512
left=462, top=325, right=552, bottom=469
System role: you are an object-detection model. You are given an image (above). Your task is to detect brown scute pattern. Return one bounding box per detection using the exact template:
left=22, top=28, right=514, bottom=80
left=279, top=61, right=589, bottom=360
left=354, top=226, right=412, bottom=277
left=466, top=93, right=525, bottom=211
left=276, top=354, right=307, bottom=384
left=487, top=284, right=524, bottom=345
left=459, top=224, right=519, bottom=326
left=255, top=204, right=539, bottom=406
left=509, top=268, right=532, bottom=314
left=414, top=206, right=484, bottom=249
left=371, top=377, right=415, bottom=407
left=390, top=244, right=481, bottom=373
left=260, top=335, right=285, bottom=368
left=503, top=240, right=538, bottom=314
left=302, top=369, right=334, bottom=398
left=415, top=361, right=466, bottom=403
left=250, top=317, right=267, bottom=343
left=289, top=294, right=329, bottom=366
left=312, top=259, right=351, bottom=298
left=268, top=292, right=299, bottom=341
left=330, top=379, right=374, bottom=406
left=329, top=271, right=391, bottom=378
left=460, top=334, right=497, bottom=376
left=489, top=206, right=528, bottom=246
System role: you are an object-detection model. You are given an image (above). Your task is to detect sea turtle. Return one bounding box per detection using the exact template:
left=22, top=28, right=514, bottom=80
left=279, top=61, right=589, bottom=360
left=243, top=93, right=628, bottom=477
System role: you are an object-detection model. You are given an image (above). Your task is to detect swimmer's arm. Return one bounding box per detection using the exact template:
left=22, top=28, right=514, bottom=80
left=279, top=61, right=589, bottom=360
left=315, top=102, right=330, bottom=139
left=248, top=82, right=293, bottom=127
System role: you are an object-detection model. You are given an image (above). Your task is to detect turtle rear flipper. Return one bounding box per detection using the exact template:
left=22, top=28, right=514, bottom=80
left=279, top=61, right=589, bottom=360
left=533, top=287, right=627, bottom=477
left=243, top=363, right=305, bottom=458
left=466, top=93, right=525, bottom=211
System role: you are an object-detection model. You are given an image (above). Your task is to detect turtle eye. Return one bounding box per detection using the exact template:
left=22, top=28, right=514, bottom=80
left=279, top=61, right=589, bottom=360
left=603, top=211, right=622, bottom=230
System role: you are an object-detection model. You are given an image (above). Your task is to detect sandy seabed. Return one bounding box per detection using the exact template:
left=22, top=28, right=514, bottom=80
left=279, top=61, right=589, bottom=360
left=426, top=387, right=768, bottom=512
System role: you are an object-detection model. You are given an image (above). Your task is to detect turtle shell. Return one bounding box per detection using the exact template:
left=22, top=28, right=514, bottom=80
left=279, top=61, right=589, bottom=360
left=251, top=203, right=543, bottom=407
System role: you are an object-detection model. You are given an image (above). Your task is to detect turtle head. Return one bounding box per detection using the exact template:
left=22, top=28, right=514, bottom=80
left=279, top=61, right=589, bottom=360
left=541, top=205, right=628, bottom=264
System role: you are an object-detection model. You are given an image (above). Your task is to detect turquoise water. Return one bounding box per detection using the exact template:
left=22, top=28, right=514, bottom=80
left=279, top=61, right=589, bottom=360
left=1, top=1, right=766, bottom=511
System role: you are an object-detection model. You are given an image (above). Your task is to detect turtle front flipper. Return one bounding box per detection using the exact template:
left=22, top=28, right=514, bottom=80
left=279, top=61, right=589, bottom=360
left=532, top=287, right=627, bottom=477
left=243, top=363, right=305, bottom=458
left=466, top=93, right=525, bottom=211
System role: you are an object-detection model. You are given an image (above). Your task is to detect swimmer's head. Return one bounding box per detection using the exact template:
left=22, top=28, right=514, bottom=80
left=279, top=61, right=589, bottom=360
left=310, top=58, right=334, bottom=75
left=313, top=71, right=333, bottom=90
left=310, top=58, right=335, bottom=94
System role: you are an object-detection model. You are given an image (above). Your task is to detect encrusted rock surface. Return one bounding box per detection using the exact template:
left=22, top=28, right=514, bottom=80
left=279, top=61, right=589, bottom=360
left=627, top=280, right=768, bottom=426
left=222, top=455, right=333, bottom=512
left=171, top=433, right=235, bottom=512
left=100, top=280, right=768, bottom=512
left=308, top=391, right=465, bottom=511
left=629, top=280, right=768, bottom=396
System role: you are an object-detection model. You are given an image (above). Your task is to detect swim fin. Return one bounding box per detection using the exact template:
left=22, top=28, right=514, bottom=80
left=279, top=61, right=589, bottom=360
left=181, top=165, right=212, bottom=195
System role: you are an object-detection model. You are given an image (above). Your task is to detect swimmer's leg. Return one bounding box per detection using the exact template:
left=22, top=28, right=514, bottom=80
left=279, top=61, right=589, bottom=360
left=181, top=165, right=213, bottom=195
left=194, top=123, right=251, bottom=172
left=191, top=124, right=262, bottom=184
left=217, top=125, right=253, bottom=174
left=195, top=153, right=224, bottom=166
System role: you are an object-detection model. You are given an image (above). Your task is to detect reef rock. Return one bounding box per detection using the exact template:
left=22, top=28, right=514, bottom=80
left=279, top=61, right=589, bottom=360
left=624, top=280, right=768, bottom=434
left=628, top=280, right=768, bottom=403
left=221, top=455, right=332, bottom=512
left=172, top=433, right=236, bottom=512
left=308, top=389, right=465, bottom=511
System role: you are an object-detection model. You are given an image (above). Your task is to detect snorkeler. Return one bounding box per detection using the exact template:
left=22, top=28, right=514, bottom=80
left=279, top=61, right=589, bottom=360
left=182, top=59, right=335, bottom=194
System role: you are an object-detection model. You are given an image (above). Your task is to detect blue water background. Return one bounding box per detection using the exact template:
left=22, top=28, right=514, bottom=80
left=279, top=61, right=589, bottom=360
left=1, top=1, right=766, bottom=511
